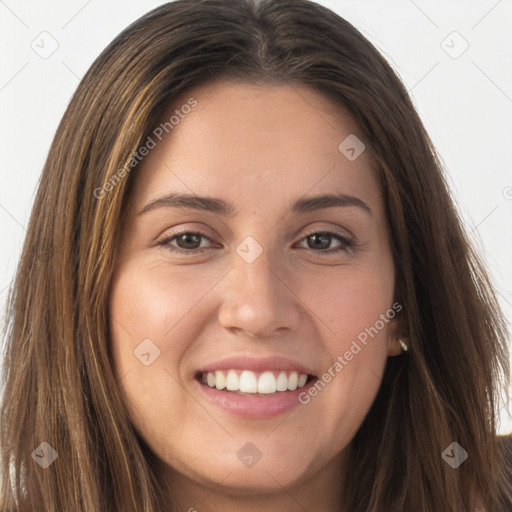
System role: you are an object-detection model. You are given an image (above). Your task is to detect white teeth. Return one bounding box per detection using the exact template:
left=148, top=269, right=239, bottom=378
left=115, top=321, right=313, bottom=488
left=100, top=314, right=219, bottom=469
left=225, top=370, right=239, bottom=391
left=276, top=371, right=288, bottom=391
left=215, top=370, right=226, bottom=390
left=287, top=371, right=298, bottom=391
left=202, top=369, right=310, bottom=394
left=239, top=370, right=258, bottom=393
left=258, top=371, right=277, bottom=394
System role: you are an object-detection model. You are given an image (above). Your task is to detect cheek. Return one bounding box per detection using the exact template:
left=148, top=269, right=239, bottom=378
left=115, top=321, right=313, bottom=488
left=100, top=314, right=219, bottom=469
left=107, top=260, right=233, bottom=443
left=299, top=258, right=394, bottom=346
left=107, top=263, right=195, bottom=421
left=109, top=259, right=222, bottom=343
left=294, top=261, right=394, bottom=436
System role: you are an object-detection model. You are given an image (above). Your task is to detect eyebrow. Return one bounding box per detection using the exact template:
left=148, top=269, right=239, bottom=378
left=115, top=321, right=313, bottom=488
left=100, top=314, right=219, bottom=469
left=138, top=192, right=372, bottom=217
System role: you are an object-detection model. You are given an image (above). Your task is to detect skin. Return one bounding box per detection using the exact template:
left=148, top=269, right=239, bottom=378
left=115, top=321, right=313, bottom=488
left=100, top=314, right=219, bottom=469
left=109, top=80, right=403, bottom=512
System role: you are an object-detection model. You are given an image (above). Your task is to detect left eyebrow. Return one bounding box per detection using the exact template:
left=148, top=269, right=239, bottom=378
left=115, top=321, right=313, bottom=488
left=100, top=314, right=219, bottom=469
left=291, top=193, right=372, bottom=216
left=138, top=192, right=372, bottom=217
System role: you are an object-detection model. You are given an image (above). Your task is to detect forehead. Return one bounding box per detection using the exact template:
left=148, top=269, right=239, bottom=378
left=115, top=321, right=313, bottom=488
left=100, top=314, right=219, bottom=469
left=130, top=80, right=382, bottom=213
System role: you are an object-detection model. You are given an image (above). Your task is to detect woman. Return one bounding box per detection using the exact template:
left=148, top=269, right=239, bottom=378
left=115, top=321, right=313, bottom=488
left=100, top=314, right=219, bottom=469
left=1, top=0, right=511, bottom=510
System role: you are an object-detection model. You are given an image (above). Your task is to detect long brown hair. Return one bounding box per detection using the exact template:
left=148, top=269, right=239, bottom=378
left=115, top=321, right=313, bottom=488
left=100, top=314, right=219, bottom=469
left=1, top=0, right=511, bottom=510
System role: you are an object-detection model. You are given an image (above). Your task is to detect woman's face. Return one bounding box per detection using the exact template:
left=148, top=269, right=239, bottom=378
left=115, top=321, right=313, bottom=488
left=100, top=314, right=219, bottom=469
left=109, top=80, right=402, bottom=503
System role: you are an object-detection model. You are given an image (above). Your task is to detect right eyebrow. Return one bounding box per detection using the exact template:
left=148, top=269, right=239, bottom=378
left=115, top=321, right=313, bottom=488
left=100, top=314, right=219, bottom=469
left=138, top=193, right=236, bottom=216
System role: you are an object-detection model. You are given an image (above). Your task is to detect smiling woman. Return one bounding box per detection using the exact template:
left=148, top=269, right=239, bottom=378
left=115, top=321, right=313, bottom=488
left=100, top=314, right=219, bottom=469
left=1, top=0, right=511, bottom=511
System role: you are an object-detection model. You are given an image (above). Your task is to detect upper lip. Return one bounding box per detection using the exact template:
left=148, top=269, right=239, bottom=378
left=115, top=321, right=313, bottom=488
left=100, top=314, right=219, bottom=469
left=197, top=355, right=316, bottom=376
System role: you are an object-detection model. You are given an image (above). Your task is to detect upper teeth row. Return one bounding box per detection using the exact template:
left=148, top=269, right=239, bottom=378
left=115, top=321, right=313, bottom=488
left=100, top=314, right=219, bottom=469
left=202, top=370, right=309, bottom=394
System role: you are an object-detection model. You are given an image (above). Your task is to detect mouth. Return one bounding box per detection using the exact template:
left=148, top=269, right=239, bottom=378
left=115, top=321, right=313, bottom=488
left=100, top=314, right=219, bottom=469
left=197, top=369, right=316, bottom=397
left=194, top=355, right=319, bottom=418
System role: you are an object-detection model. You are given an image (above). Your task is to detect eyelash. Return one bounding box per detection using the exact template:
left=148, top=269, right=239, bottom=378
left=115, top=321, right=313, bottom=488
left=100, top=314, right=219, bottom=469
left=157, top=228, right=354, bottom=256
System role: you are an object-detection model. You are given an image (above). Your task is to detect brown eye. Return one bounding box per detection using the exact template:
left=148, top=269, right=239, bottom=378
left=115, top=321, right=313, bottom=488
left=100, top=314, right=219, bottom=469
left=158, top=231, right=214, bottom=255
left=297, top=231, right=353, bottom=253
left=175, top=233, right=203, bottom=250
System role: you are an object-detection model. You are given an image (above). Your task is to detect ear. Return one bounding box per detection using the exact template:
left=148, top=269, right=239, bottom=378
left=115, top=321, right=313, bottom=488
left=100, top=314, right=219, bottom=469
left=387, top=316, right=408, bottom=357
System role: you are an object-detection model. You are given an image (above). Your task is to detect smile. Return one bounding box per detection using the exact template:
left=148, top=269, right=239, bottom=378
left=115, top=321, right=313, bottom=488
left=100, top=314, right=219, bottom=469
left=195, top=355, right=318, bottom=418
left=200, top=369, right=312, bottom=395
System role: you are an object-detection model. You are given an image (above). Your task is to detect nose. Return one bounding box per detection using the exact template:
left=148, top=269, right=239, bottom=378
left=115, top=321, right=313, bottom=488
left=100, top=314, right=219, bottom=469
left=217, top=246, right=302, bottom=339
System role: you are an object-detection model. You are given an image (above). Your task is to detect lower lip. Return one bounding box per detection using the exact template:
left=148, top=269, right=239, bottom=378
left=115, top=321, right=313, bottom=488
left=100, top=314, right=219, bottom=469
left=196, top=378, right=315, bottom=419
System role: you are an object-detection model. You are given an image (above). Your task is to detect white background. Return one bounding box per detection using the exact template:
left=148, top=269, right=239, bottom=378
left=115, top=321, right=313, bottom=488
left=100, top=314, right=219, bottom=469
left=0, top=0, right=511, bottom=433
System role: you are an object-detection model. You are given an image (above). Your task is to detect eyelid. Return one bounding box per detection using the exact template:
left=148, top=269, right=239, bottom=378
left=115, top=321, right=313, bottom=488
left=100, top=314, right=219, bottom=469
left=294, top=229, right=355, bottom=254
left=156, top=226, right=215, bottom=248
left=155, top=223, right=216, bottom=242
left=300, top=224, right=354, bottom=242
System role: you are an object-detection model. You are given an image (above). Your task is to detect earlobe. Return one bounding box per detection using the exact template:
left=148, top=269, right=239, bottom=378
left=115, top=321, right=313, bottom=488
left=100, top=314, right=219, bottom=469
left=388, top=317, right=409, bottom=356
left=387, top=317, right=409, bottom=356
left=387, top=337, right=408, bottom=356
left=387, top=336, right=405, bottom=356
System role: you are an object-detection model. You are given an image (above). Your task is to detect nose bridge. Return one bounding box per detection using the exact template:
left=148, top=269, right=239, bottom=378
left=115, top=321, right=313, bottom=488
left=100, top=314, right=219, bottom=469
left=217, top=239, right=300, bottom=337
left=231, top=241, right=281, bottom=309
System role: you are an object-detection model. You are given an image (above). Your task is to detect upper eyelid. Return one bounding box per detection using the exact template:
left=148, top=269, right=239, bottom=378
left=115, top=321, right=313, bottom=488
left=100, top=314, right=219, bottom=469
left=301, top=225, right=353, bottom=240
left=159, top=227, right=353, bottom=242
left=158, top=221, right=354, bottom=239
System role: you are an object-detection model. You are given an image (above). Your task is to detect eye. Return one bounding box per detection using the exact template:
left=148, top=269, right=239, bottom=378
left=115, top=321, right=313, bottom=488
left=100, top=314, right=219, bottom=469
left=295, top=230, right=353, bottom=254
left=156, top=228, right=354, bottom=256
left=157, top=229, right=214, bottom=255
